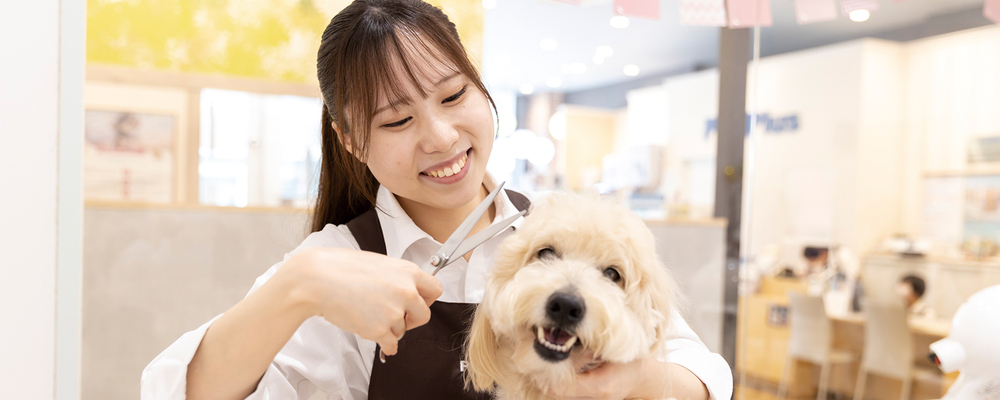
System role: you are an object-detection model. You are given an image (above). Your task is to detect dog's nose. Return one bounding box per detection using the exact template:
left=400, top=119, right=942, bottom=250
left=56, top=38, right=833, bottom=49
left=546, top=292, right=585, bottom=326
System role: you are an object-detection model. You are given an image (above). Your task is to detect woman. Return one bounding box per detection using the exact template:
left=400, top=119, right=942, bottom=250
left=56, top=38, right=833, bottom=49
left=141, top=1, right=732, bottom=399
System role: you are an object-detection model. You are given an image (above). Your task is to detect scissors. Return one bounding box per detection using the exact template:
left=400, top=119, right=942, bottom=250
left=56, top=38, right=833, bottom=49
left=425, top=181, right=526, bottom=276
left=379, top=182, right=526, bottom=363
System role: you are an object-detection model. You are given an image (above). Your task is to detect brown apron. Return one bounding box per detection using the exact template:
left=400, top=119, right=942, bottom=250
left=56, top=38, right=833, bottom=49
left=345, top=190, right=530, bottom=400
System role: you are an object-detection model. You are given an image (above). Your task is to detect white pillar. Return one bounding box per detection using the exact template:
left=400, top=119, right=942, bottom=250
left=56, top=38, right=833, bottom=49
left=0, top=0, right=84, bottom=398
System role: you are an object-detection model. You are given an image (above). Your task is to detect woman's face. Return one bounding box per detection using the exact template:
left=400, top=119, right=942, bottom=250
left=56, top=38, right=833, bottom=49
left=359, top=47, right=494, bottom=212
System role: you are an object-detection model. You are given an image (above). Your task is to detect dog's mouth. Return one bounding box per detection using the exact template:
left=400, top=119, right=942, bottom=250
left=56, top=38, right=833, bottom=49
left=533, top=325, right=579, bottom=362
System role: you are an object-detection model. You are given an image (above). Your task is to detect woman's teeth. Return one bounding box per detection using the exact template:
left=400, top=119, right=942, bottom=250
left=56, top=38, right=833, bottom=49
left=427, top=152, right=468, bottom=178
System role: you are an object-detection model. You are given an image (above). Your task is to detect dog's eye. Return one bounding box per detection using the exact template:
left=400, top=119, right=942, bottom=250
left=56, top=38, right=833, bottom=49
left=537, top=247, right=557, bottom=259
left=603, top=267, right=622, bottom=283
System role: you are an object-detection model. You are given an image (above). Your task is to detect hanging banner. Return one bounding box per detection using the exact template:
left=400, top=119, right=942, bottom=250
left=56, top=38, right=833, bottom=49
left=726, top=0, right=773, bottom=28
left=614, top=0, right=660, bottom=20
left=793, top=0, right=837, bottom=24
left=840, top=0, right=879, bottom=14
left=679, top=0, right=727, bottom=27
left=986, top=0, right=1000, bottom=24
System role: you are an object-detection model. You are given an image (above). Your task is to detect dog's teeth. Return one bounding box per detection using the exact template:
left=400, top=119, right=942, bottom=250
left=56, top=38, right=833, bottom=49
left=537, top=326, right=545, bottom=342
left=564, top=336, right=577, bottom=349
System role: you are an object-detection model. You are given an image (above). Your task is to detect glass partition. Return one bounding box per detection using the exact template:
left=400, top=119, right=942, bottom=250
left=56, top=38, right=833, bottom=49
left=737, top=2, right=999, bottom=399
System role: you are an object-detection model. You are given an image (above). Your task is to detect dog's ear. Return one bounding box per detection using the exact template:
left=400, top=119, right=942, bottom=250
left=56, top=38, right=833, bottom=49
left=646, top=258, right=680, bottom=354
left=465, top=306, right=503, bottom=393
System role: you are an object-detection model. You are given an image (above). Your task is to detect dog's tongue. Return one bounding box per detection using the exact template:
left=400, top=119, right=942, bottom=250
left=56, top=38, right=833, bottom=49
left=544, top=327, right=574, bottom=346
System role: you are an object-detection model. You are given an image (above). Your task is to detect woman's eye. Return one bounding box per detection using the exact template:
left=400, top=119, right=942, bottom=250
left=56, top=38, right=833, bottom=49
left=603, top=267, right=622, bottom=283
left=442, top=86, right=467, bottom=104
left=537, top=247, right=557, bottom=259
left=382, top=116, right=411, bottom=128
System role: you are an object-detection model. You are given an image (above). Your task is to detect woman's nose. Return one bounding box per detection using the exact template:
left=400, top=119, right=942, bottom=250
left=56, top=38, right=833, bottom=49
left=420, top=114, right=459, bottom=153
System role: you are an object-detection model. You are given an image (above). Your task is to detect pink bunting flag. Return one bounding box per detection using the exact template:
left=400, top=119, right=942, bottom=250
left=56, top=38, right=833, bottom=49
left=793, top=0, right=837, bottom=24
left=840, top=0, right=879, bottom=15
left=614, top=0, right=660, bottom=20
left=679, top=0, right=727, bottom=27
left=986, top=0, right=1000, bottom=24
left=726, top=0, right=773, bottom=28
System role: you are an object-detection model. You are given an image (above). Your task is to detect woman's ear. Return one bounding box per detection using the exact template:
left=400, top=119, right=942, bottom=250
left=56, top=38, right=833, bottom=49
left=333, top=121, right=364, bottom=162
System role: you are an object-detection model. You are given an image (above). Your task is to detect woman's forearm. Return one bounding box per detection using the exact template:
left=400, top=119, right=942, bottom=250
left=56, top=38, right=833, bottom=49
left=186, top=269, right=318, bottom=400
left=632, top=359, right=710, bottom=400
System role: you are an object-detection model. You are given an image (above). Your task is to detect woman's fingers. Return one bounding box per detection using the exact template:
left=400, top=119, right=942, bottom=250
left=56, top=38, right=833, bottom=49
left=404, top=301, right=432, bottom=330
left=375, top=332, right=399, bottom=357
left=376, top=317, right=407, bottom=359
left=412, top=268, right=444, bottom=306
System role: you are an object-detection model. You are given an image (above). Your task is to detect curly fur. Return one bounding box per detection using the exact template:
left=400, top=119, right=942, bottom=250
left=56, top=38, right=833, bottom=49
left=465, top=193, right=678, bottom=400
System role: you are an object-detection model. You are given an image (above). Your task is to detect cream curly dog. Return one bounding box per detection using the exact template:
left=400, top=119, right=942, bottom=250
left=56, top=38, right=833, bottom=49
left=465, top=193, right=678, bottom=400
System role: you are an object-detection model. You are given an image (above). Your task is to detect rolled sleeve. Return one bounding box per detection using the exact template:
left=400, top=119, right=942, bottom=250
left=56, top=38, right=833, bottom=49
left=140, top=315, right=221, bottom=400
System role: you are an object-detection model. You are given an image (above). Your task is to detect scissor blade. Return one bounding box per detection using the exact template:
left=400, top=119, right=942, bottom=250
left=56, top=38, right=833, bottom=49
left=437, top=181, right=507, bottom=260
left=447, top=209, right=526, bottom=265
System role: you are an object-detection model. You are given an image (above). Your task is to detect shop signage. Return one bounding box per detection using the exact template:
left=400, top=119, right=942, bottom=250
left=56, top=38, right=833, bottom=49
left=704, top=112, right=800, bottom=138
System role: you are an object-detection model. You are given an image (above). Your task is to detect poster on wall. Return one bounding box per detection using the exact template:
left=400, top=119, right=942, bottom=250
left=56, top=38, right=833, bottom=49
left=84, top=110, right=175, bottom=203
left=961, top=176, right=1000, bottom=258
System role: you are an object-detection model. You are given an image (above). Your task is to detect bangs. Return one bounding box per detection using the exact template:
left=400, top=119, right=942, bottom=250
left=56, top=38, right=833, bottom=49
left=333, top=10, right=490, bottom=158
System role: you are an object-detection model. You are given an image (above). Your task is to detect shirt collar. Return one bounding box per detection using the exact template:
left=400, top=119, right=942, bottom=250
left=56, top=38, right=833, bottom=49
left=373, top=174, right=526, bottom=260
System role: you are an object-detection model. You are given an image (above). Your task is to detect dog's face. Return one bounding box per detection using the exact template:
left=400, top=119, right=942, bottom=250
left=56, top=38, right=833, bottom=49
left=466, top=193, right=677, bottom=397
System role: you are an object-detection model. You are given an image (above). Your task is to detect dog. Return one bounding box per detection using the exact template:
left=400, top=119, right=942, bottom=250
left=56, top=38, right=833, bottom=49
left=465, top=192, right=678, bottom=400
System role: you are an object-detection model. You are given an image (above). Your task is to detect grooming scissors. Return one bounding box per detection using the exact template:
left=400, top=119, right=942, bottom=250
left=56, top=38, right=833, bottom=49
left=424, top=181, right=526, bottom=276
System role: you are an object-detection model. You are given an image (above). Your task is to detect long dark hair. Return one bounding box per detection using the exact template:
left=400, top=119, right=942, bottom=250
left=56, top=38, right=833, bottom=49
left=313, top=0, right=496, bottom=232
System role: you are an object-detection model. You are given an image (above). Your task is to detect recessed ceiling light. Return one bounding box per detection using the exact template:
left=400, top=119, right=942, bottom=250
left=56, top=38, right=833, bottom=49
left=610, top=16, right=629, bottom=29
left=593, top=55, right=605, bottom=65
left=596, top=45, right=614, bottom=58
left=481, top=0, right=496, bottom=9
left=519, top=84, right=534, bottom=95
left=546, top=77, right=562, bottom=88
left=623, top=64, right=640, bottom=76
left=849, top=9, right=870, bottom=22
left=540, top=38, right=558, bottom=51
left=570, top=62, right=587, bottom=75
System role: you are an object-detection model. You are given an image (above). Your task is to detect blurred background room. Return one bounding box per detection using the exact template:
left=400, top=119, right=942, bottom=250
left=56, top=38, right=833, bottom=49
left=4, top=0, right=1000, bottom=399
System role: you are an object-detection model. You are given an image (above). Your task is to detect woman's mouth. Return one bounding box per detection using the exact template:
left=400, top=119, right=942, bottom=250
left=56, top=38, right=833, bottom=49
left=420, top=150, right=470, bottom=181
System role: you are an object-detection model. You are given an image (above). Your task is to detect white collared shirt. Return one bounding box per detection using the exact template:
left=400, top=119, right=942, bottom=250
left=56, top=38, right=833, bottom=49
left=140, top=181, right=733, bottom=400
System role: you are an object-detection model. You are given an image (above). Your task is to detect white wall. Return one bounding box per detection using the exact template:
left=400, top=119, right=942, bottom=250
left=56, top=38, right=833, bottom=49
left=901, top=26, right=1000, bottom=239
left=0, top=1, right=84, bottom=398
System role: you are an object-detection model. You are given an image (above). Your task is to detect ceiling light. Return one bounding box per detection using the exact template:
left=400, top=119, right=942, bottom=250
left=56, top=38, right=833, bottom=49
left=560, top=63, right=571, bottom=74
left=570, top=62, right=587, bottom=74
left=849, top=9, right=870, bottom=22
left=623, top=64, right=640, bottom=76
left=596, top=45, right=614, bottom=58
left=481, top=0, right=496, bottom=9
left=593, top=55, right=605, bottom=65
left=610, top=16, right=629, bottom=28
left=546, top=77, right=562, bottom=88
left=519, top=84, right=534, bottom=95
left=540, top=38, right=558, bottom=51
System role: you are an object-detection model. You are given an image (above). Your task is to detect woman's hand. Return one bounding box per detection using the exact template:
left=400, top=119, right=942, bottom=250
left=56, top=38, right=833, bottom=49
left=545, top=356, right=708, bottom=400
left=273, top=247, right=444, bottom=357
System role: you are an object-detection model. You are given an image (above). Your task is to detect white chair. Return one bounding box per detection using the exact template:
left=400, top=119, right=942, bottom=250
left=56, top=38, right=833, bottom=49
left=778, top=292, right=857, bottom=400
left=853, top=301, right=939, bottom=400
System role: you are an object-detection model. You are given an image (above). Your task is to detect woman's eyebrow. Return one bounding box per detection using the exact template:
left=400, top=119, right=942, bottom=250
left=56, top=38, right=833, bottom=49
left=373, top=72, right=462, bottom=116
left=435, top=72, right=459, bottom=87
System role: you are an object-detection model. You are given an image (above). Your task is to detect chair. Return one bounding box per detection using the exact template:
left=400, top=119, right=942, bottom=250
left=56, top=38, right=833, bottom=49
left=853, top=301, right=939, bottom=400
left=778, top=292, right=857, bottom=400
